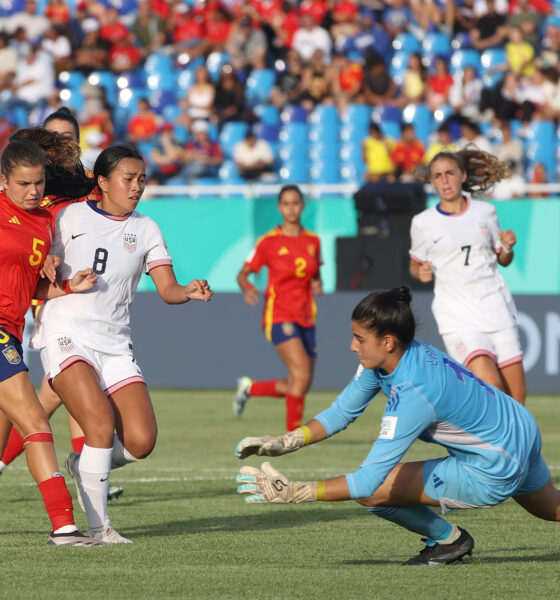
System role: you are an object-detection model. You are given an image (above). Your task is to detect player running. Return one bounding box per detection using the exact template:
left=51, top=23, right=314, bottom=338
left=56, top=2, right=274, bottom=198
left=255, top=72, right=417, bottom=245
left=235, top=287, right=560, bottom=565
left=234, top=185, right=323, bottom=431
left=0, top=137, right=102, bottom=546
left=409, top=148, right=526, bottom=404
left=30, top=144, right=213, bottom=544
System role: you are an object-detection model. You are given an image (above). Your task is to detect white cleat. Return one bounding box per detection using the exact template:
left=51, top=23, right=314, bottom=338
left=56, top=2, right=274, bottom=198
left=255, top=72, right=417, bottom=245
left=233, top=376, right=252, bottom=416
left=65, top=452, right=85, bottom=512
left=47, top=529, right=106, bottom=547
left=88, top=525, right=132, bottom=544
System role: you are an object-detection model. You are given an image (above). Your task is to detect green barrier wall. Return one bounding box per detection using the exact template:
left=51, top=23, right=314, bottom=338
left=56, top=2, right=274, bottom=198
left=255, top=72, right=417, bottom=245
left=137, top=196, right=559, bottom=294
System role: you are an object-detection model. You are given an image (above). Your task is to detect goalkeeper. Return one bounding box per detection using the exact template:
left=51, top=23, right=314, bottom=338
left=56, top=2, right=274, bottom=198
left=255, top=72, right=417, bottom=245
left=236, top=287, right=560, bottom=566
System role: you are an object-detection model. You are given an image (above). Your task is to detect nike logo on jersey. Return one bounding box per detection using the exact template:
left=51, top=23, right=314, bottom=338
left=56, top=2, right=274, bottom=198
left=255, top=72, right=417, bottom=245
left=71, top=233, right=86, bottom=240
left=100, top=476, right=109, bottom=482
left=9, top=216, right=21, bottom=225
left=433, top=237, right=444, bottom=244
left=278, top=246, right=290, bottom=255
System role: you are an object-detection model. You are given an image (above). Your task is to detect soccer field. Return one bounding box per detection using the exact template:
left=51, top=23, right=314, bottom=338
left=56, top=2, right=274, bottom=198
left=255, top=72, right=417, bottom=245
left=1, top=390, right=559, bottom=599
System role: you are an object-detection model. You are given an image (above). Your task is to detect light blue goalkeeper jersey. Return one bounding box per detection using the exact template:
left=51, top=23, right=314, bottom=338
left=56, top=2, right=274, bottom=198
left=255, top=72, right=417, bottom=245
left=314, top=340, right=540, bottom=499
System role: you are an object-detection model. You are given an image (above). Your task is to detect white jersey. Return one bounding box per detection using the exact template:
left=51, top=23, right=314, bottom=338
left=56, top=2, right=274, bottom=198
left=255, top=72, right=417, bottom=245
left=409, top=197, right=518, bottom=334
left=31, top=201, right=172, bottom=354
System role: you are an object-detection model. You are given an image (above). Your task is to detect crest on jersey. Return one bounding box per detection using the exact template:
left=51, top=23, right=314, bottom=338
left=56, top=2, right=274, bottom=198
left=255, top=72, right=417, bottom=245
left=123, top=233, right=137, bottom=253
left=57, top=336, right=74, bottom=353
left=278, top=246, right=289, bottom=256
left=307, top=244, right=315, bottom=256
left=2, top=345, right=21, bottom=365
left=479, top=223, right=489, bottom=238
left=282, top=322, right=295, bottom=336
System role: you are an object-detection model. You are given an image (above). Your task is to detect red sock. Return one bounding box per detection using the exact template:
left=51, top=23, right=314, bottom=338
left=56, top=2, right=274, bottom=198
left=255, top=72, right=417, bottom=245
left=285, top=394, right=305, bottom=431
left=38, top=476, right=75, bottom=531
left=1, top=427, right=24, bottom=465
left=249, top=380, right=283, bottom=398
left=71, top=436, right=86, bottom=453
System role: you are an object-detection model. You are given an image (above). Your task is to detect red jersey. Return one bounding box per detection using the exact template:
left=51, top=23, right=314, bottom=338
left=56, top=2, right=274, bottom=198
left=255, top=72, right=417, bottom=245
left=245, top=226, right=322, bottom=336
left=0, top=190, right=54, bottom=341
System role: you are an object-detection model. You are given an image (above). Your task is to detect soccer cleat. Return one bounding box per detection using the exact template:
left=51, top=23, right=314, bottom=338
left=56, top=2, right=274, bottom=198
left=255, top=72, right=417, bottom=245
left=401, top=527, right=474, bottom=566
left=47, top=530, right=106, bottom=547
left=88, top=525, right=132, bottom=544
left=108, top=485, right=124, bottom=501
left=65, top=452, right=85, bottom=512
left=233, top=376, right=252, bottom=416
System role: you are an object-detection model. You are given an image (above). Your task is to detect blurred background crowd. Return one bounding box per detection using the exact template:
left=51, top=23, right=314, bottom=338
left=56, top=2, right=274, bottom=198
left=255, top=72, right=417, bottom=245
left=1, top=0, right=560, bottom=194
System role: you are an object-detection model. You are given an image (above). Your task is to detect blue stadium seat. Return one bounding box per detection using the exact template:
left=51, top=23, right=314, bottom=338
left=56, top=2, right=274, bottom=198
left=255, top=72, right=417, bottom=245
left=340, top=161, right=365, bottom=183
left=108, top=0, right=138, bottom=15
left=309, top=104, right=339, bottom=127
left=146, top=70, right=175, bottom=92
left=254, top=103, right=280, bottom=126
left=433, top=103, right=454, bottom=125
left=117, top=88, right=149, bottom=113
left=380, top=121, right=401, bottom=140
left=450, top=49, right=481, bottom=74
left=117, top=69, right=146, bottom=90
left=252, top=122, right=280, bottom=142
left=219, top=121, right=249, bottom=159
left=206, top=52, right=231, bottom=83
left=310, top=161, right=342, bottom=183
left=59, top=88, right=85, bottom=113
left=176, top=69, right=194, bottom=93
left=144, top=53, right=174, bottom=76
left=480, top=48, right=507, bottom=88
left=402, top=103, right=433, bottom=145
left=422, top=32, right=451, bottom=57
left=451, top=32, right=473, bottom=50
left=149, top=90, right=177, bottom=114
left=279, top=161, right=309, bottom=183
left=392, top=32, right=421, bottom=54
left=279, top=122, right=309, bottom=146
left=162, top=104, right=181, bottom=123
left=87, top=71, right=117, bottom=106
left=280, top=103, right=308, bottom=124
left=219, top=160, right=245, bottom=184
left=309, top=141, right=339, bottom=162
left=390, top=51, right=410, bottom=84
left=0, top=0, right=25, bottom=16
left=341, top=103, right=371, bottom=126
left=58, top=71, right=85, bottom=91
left=245, top=69, right=276, bottom=106
left=371, top=104, right=402, bottom=124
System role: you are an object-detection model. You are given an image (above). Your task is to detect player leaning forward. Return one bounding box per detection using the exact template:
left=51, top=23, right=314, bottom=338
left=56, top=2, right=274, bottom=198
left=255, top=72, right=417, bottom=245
left=236, top=288, right=560, bottom=565
left=30, top=144, right=213, bottom=544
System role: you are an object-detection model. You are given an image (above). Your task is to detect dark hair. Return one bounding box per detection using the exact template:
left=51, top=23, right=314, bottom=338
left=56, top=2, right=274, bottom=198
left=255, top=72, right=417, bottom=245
left=43, top=107, right=80, bottom=141
left=10, top=127, right=95, bottom=199
left=278, top=184, right=303, bottom=203
left=1, top=138, right=45, bottom=177
left=417, top=147, right=510, bottom=195
left=93, top=144, right=144, bottom=182
left=352, top=286, right=415, bottom=349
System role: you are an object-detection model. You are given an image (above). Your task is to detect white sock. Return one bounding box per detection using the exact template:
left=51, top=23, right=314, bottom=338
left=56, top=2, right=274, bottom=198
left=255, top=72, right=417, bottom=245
left=438, top=525, right=461, bottom=545
left=54, top=524, right=78, bottom=534
left=111, top=434, right=139, bottom=469
left=79, top=444, right=113, bottom=530
left=0, top=460, right=7, bottom=473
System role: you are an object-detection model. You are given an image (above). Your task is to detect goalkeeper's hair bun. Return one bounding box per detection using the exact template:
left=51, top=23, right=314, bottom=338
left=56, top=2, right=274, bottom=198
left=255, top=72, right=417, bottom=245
left=351, top=286, right=415, bottom=349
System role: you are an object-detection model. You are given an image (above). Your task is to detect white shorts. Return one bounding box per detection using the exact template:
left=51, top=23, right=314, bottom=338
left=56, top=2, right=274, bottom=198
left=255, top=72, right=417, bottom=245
left=40, top=335, right=145, bottom=396
left=442, top=326, right=523, bottom=369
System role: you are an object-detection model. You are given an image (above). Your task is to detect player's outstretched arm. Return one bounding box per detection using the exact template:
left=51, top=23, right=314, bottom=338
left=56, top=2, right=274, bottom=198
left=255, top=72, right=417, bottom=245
left=235, top=420, right=328, bottom=459
left=151, top=265, right=213, bottom=304
left=236, top=462, right=351, bottom=503
left=34, top=268, right=98, bottom=300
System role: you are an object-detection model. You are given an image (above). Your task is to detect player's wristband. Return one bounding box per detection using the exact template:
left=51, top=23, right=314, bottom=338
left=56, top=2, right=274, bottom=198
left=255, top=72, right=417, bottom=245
left=502, top=246, right=512, bottom=254
left=300, top=425, right=312, bottom=446
left=316, top=481, right=326, bottom=501
left=61, top=279, right=73, bottom=294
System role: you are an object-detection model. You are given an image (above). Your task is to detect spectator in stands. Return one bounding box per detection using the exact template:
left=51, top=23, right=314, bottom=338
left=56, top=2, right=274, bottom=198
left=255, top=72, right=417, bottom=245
left=329, top=0, right=360, bottom=49
left=204, top=4, right=235, bottom=55
left=338, top=9, right=390, bottom=61
left=480, top=70, right=536, bottom=122
left=168, top=2, right=205, bottom=57
left=3, top=44, right=55, bottom=113
left=178, top=65, right=216, bottom=129
left=382, top=0, right=414, bottom=38
left=9, top=27, right=32, bottom=59
left=3, top=0, right=49, bottom=43
left=362, top=122, right=396, bottom=183
left=398, top=52, right=428, bottom=106
left=458, top=119, right=492, bottom=153
left=427, top=56, right=454, bottom=111
left=504, top=0, right=544, bottom=49
left=299, top=48, right=336, bottom=112
left=226, top=15, right=268, bottom=73
left=261, top=0, right=300, bottom=61
left=505, top=25, right=536, bottom=79
left=331, top=51, right=363, bottom=116
left=79, top=82, right=114, bottom=147
left=131, top=0, right=166, bottom=55
left=362, top=52, right=399, bottom=107
left=528, top=162, right=550, bottom=197
left=44, top=0, right=71, bottom=26
left=28, top=90, right=63, bottom=127
left=449, top=64, right=483, bottom=120
left=214, top=64, right=252, bottom=128
left=149, top=123, right=183, bottom=185
left=292, top=13, right=332, bottom=64
left=74, top=17, right=110, bottom=75
left=491, top=119, right=526, bottom=199
left=537, top=25, right=560, bottom=70
left=99, top=6, right=129, bottom=47
left=108, top=33, right=143, bottom=73
left=181, top=120, right=223, bottom=183
left=270, top=48, right=309, bottom=110
left=469, top=0, right=507, bottom=50
left=0, top=33, right=16, bottom=93
left=391, top=123, right=425, bottom=182
left=424, top=124, right=458, bottom=164
left=233, top=130, right=274, bottom=181
left=127, top=98, right=160, bottom=143
left=41, top=25, right=73, bottom=74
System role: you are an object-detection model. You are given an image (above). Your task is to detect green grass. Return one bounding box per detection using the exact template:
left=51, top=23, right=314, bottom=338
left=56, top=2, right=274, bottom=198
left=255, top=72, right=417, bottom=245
left=1, top=390, right=560, bottom=599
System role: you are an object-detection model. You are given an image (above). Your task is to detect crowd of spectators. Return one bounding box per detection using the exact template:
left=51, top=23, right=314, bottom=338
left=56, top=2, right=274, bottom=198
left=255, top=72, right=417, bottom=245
left=0, top=0, right=560, bottom=191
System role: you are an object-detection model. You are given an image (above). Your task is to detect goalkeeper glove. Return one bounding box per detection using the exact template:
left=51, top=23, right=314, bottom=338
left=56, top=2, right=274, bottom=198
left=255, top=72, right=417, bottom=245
left=235, top=426, right=310, bottom=459
left=236, top=461, right=325, bottom=504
